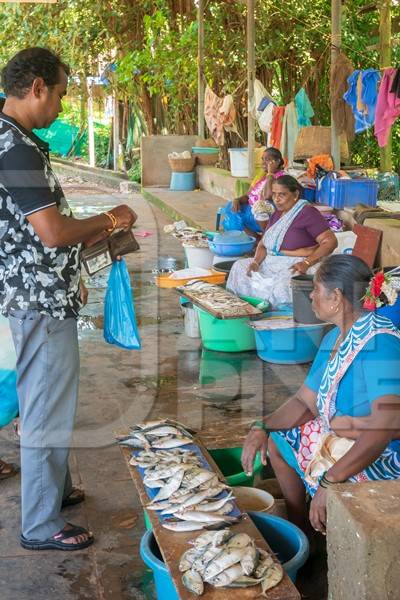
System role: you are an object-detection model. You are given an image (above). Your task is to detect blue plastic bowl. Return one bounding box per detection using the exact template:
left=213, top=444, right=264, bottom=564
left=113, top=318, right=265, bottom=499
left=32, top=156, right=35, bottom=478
left=249, top=511, right=310, bottom=582
left=140, top=530, right=179, bottom=600
left=208, top=237, right=256, bottom=257
left=140, top=513, right=309, bottom=597
left=254, top=310, right=326, bottom=364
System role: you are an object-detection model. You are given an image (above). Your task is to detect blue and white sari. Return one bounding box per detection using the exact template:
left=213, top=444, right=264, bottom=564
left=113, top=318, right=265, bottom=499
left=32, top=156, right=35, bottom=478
left=272, top=313, right=400, bottom=495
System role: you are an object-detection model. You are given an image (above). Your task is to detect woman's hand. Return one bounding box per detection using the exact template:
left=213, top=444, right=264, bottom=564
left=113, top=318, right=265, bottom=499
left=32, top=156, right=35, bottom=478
left=246, top=261, right=260, bottom=276
left=309, top=486, right=327, bottom=534
left=291, top=260, right=310, bottom=275
left=241, top=429, right=269, bottom=475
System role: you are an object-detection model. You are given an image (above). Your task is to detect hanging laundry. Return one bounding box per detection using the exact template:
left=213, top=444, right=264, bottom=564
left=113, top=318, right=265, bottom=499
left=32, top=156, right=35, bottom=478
left=294, top=88, right=314, bottom=128
left=330, top=53, right=355, bottom=142
left=375, top=68, right=400, bottom=148
left=249, top=79, right=275, bottom=119
left=280, top=102, right=299, bottom=167
left=204, top=86, right=237, bottom=145
left=343, top=69, right=381, bottom=134
left=258, top=101, right=275, bottom=133
left=390, top=68, right=400, bottom=99
left=269, top=106, right=286, bottom=149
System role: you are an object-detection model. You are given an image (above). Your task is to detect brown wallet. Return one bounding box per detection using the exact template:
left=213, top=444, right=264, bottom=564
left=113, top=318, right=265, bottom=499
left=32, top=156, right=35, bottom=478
left=81, top=230, right=140, bottom=276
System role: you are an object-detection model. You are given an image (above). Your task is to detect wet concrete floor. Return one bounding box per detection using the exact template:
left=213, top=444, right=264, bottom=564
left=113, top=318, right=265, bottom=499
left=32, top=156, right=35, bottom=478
left=0, top=179, right=326, bottom=599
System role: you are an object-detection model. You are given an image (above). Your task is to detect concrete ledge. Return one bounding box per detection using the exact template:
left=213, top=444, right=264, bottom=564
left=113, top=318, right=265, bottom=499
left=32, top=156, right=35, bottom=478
left=197, top=165, right=251, bottom=200
left=52, top=158, right=130, bottom=190
left=327, top=480, right=400, bottom=599
left=142, top=186, right=222, bottom=231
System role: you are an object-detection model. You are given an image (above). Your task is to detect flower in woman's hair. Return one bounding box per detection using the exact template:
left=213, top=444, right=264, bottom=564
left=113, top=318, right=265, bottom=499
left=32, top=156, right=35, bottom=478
left=363, top=297, right=377, bottom=310
left=370, top=271, right=385, bottom=297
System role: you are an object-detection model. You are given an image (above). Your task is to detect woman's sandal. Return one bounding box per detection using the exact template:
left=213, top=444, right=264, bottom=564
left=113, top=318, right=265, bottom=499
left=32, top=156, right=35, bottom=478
left=20, top=523, right=94, bottom=551
left=0, top=459, right=19, bottom=481
left=61, top=487, right=85, bottom=509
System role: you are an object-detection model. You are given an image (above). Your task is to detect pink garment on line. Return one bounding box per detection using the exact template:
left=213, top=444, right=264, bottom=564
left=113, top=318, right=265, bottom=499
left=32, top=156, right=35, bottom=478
left=374, top=68, right=400, bottom=147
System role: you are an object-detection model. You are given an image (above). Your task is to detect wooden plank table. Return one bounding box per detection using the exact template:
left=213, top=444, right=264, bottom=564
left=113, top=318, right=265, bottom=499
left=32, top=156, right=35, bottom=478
left=175, top=286, right=263, bottom=320
left=121, top=442, right=300, bottom=600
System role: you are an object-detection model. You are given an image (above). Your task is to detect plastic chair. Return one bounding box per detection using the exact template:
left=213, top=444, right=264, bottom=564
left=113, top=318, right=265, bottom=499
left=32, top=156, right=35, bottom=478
left=215, top=206, right=225, bottom=231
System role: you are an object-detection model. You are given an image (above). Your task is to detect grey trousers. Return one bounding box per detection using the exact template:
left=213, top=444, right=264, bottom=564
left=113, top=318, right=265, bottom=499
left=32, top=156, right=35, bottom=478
left=8, top=309, right=79, bottom=540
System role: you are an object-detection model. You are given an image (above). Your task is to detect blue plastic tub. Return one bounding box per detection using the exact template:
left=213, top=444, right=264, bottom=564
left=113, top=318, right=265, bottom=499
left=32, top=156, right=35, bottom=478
left=249, top=511, right=309, bottom=582
left=140, top=530, right=179, bottom=600
left=140, top=512, right=309, bottom=597
left=254, top=311, right=325, bottom=364
left=170, top=171, right=196, bottom=191
left=317, top=176, right=378, bottom=209
left=301, top=186, right=316, bottom=202
left=208, top=237, right=256, bottom=257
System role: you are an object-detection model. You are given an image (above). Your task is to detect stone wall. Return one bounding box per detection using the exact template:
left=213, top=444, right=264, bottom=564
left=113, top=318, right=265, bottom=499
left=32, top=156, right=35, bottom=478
left=141, top=135, right=197, bottom=187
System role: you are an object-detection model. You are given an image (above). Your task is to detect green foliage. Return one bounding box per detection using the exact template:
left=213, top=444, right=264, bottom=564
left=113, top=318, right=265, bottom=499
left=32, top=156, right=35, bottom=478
left=127, top=160, right=141, bottom=184
left=0, top=0, right=399, bottom=169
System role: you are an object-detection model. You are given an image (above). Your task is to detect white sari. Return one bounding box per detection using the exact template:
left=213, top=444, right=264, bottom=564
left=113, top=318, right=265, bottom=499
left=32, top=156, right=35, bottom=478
left=227, top=200, right=315, bottom=306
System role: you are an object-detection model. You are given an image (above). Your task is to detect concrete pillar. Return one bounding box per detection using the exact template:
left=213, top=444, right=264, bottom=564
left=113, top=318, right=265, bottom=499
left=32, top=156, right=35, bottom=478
left=247, top=0, right=255, bottom=179
left=327, top=480, right=400, bottom=599
left=330, top=0, right=342, bottom=169
left=197, top=0, right=205, bottom=138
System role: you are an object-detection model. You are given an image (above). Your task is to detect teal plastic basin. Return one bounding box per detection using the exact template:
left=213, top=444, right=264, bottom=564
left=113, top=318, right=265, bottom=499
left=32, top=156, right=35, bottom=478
left=249, top=511, right=309, bottom=582
left=209, top=446, right=262, bottom=487
left=254, top=311, right=325, bottom=364
left=196, top=307, right=256, bottom=352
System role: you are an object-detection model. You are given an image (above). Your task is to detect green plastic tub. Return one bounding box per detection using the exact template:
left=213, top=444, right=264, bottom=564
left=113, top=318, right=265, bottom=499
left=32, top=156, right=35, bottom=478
left=195, top=296, right=268, bottom=353
left=209, top=447, right=263, bottom=487
left=144, top=509, right=152, bottom=531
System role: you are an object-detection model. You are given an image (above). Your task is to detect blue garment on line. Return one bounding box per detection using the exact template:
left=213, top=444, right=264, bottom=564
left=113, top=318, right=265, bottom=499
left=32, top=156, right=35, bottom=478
left=294, top=88, right=314, bottom=128
left=222, top=201, right=262, bottom=234
left=343, top=69, right=381, bottom=134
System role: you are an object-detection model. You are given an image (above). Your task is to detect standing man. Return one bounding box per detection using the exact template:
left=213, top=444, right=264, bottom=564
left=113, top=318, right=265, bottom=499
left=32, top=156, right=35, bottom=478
left=0, top=47, right=137, bottom=550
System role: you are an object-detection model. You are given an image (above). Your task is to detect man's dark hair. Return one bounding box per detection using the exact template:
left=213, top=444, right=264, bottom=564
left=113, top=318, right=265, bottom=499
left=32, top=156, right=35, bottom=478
left=1, top=47, right=70, bottom=99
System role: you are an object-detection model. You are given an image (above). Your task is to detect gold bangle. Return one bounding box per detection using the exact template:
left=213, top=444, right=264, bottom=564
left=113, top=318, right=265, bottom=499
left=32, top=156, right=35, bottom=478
left=304, top=258, right=312, bottom=267
left=104, top=211, right=117, bottom=233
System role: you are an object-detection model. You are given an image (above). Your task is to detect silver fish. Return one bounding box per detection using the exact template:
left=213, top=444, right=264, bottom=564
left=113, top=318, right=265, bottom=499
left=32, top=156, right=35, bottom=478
left=144, top=464, right=190, bottom=482
left=151, top=468, right=185, bottom=503
left=203, top=547, right=246, bottom=581
left=190, top=492, right=234, bottom=513
left=192, top=545, right=221, bottom=574
left=260, top=563, right=284, bottom=596
left=210, top=563, right=245, bottom=587
left=162, top=520, right=209, bottom=532
left=143, top=478, right=165, bottom=489
left=240, top=544, right=259, bottom=576
left=179, top=548, right=201, bottom=573
left=146, top=500, right=173, bottom=512
left=225, top=533, right=252, bottom=549
left=254, top=549, right=275, bottom=578
left=182, top=569, right=204, bottom=596
left=151, top=436, right=193, bottom=449
left=227, top=575, right=263, bottom=587
left=173, top=510, right=238, bottom=524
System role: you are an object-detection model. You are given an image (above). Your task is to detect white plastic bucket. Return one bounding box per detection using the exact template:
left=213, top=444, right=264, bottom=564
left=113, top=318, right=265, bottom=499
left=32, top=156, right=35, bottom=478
left=233, top=486, right=275, bottom=513
left=183, top=304, right=200, bottom=338
left=228, top=148, right=249, bottom=177
left=184, top=246, right=214, bottom=269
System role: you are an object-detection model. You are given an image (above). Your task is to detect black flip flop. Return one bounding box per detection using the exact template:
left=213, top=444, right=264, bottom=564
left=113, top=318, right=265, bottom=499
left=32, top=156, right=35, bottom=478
left=20, top=523, right=94, bottom=551
left=61, top=487, right=85, bottom=509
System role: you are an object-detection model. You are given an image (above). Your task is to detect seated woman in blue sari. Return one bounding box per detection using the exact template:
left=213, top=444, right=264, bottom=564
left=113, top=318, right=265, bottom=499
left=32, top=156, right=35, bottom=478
left=241, top=255, right=400, bottom=539
left=222, top=147, right=286, bottom=236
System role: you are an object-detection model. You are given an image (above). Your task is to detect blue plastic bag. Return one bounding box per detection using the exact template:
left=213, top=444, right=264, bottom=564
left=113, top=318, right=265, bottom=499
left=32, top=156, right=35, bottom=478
left=0, top=370, right=18, bottom=428
left=0, top=316, right=19, bottom=427
left=103, top=259, right=141, bottom=350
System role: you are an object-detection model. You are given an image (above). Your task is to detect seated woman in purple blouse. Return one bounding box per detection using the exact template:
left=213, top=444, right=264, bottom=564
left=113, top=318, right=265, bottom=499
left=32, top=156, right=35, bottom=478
left=227, top=175, right=338, bottom=306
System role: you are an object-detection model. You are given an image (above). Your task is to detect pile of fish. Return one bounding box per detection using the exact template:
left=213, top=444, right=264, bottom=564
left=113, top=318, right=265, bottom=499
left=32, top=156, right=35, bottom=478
left=180, top=528, right=283, bottom=597
left=177, top=281, right=261, bottom=317
left=117, top=419, right=194, bottom=450
left=123, top=420, right=240, bottom=532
